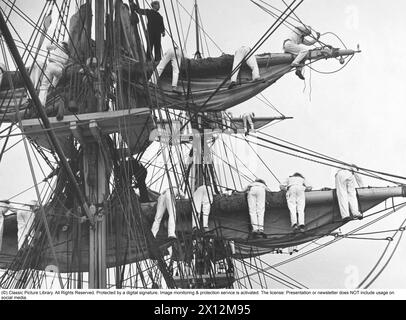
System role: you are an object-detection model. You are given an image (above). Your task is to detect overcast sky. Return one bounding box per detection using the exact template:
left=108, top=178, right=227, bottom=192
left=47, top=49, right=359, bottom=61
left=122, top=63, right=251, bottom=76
left=1, top=0, right=406, bottom=289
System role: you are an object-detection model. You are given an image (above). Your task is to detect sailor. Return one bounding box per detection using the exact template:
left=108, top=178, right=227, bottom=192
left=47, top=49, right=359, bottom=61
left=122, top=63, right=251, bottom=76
left=151, top=187, right=185, bottom=240
left=38, top=41, right=70, bottom=106
left=288, top=246, right=299, bottom=255
left=192, top=184, right=214, bottom=232
left=244, top=178, right=271, bottom=238
left=228, top=46, right=261, bottom=90
left=128, top=159, right=150, bottom=203
left=0, top=200, right=16, bottom=251
left=335, top=166, right=364, bottom=222
left=150, top=45, right=190, bottom=94
left=241, top=112, right=256, bottom=135
left=17, top=200, right=38, bottom=250
left=280, top=173, right=312, bottom=232
left=133, top=1, right=165, bottom=61
left=283, top=25, right=320, bottom=80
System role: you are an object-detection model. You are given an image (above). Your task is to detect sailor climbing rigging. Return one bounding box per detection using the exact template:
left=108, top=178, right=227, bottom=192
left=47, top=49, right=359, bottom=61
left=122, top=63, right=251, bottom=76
left=151, top=187, right=185, bottom=240
left=150, top=45, right=190, bottom=95
left=241, top=112, right=256, bottom=136
left=283, top=25, right=320, bottom=80
left=228, top=46, right=261, bottom=90
left=38, top=41, right=70, bottom=106
left=192, top=184, right=214, bottom=232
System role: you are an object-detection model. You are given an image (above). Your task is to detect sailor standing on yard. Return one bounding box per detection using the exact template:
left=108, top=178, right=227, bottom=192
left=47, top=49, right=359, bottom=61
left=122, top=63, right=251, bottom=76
left=38, top=41, right=70, bottom=106
left=280, top=173, right=312, bottom=232
left=133, top=1, right=165, bottom=61
left=192, top=184, right=214, bottom=232
left=17, top=200, right=38, bottom=250
left=150, top=45, right=190, bottom=95
left=244, top=178, right=271, bottom=238
left=228, top=46, right=261, bottom=90
left=151, top=187, right=185, bottom=240
left=335, top=166, right=364, bottom=222
left=0, top=200, right=16, bottom=251
left=241, top=112, right=256, bottom=135
left=283, top=25, right=320, bottom=80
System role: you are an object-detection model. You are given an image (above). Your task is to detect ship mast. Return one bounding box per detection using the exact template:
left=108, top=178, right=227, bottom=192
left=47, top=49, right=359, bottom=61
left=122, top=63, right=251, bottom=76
left=194, top=0, right=202, bottom=59
left=86, top=0, right=108, bottom=289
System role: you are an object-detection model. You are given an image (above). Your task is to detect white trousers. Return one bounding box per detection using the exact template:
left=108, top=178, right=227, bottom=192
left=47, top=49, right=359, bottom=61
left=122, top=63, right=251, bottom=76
left=230, top=46, right=260, bottom=83
left=284, top=41, right=312, bottom=66
left=39, top=62, right=63, bottom=106
left=335, top=171, right=360, bottom=218
left=0, top=213, right=4, bottom=251
left=247, top=186, right=266, bottom=232
left=242, top=114, right=255, bottom=132
left=151, top=49, right=181, bottom=87
left=286, top=185, right=306, bottom=227
left=192, top=186, right=213, bottom=228
left=17, top=210, right=34, bottom=250
left=151, top=191, right=177, bottom=238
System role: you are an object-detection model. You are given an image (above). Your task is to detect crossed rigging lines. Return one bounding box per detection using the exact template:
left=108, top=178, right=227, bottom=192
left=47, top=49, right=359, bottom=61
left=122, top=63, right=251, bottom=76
left=1, top=0, right=406, bottom=289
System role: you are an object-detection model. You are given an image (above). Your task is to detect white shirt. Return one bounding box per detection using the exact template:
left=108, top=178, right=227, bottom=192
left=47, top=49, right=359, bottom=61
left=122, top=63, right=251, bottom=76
left=241, top=113, right=255, bottom=119
left=336, top=169, right=365, bottom=188
left=287, top=27, right=318, bottom=46
left=47, top=44, right=69, bottom=67
left=0, top=201, right=10, bottom=215
left=284, top=176, right=309, bottom=188
left=246, top=181, right=271, bottom=192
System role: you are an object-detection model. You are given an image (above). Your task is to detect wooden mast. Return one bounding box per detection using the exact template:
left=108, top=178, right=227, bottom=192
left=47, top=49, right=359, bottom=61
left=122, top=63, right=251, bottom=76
left=194, top=0, right=202, bottom=59
left=87, top=0, right=107, bottom=289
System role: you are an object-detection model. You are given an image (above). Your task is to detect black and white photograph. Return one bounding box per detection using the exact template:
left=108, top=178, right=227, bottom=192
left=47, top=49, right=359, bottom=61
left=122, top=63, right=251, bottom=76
left=0, top=0, right=405, bottom=305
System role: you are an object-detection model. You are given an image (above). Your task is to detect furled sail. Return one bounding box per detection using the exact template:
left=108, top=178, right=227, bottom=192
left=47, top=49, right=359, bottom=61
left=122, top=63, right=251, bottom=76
left=138, top=48, right=358, bottom=112
left=1, top=185, right=404, bottom=272
left=0, top=47, right=357, bottom=122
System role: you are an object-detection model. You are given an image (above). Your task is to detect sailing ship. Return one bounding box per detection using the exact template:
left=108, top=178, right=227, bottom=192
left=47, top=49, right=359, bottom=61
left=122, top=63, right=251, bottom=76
left=0, top=0, right=405, bottom=290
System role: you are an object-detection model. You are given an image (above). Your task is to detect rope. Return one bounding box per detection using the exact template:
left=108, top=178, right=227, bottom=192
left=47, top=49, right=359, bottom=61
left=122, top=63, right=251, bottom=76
left=175, top=0, right=224, bottom=54
left=238, top=202, right=406, bottom=283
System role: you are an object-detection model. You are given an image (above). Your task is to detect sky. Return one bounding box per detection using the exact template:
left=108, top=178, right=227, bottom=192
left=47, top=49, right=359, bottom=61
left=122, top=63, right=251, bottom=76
left=1, top=0, right=406, bottom=290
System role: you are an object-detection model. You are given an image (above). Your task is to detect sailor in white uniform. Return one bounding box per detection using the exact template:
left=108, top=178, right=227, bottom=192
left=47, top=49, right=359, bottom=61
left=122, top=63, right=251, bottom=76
left=17, top=200, right=38, bottom=250
left=151, top=187, right=185, bottom=239
left=228, top=46, right=260, bottom=89
left=245, top=178, right=271, bottom=237
left=192, top=185, right=214, bottom=231
left=280, top=173, right=312, bottom=232
left=283, top=25, right=320, bottom=80
left=335, top=166, right=364, bottom=222
left=39, top=41, right=70, bottom=106
left=241, top=112, right=256, bottom=135
left=150, top=45, right=190, bottom=95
